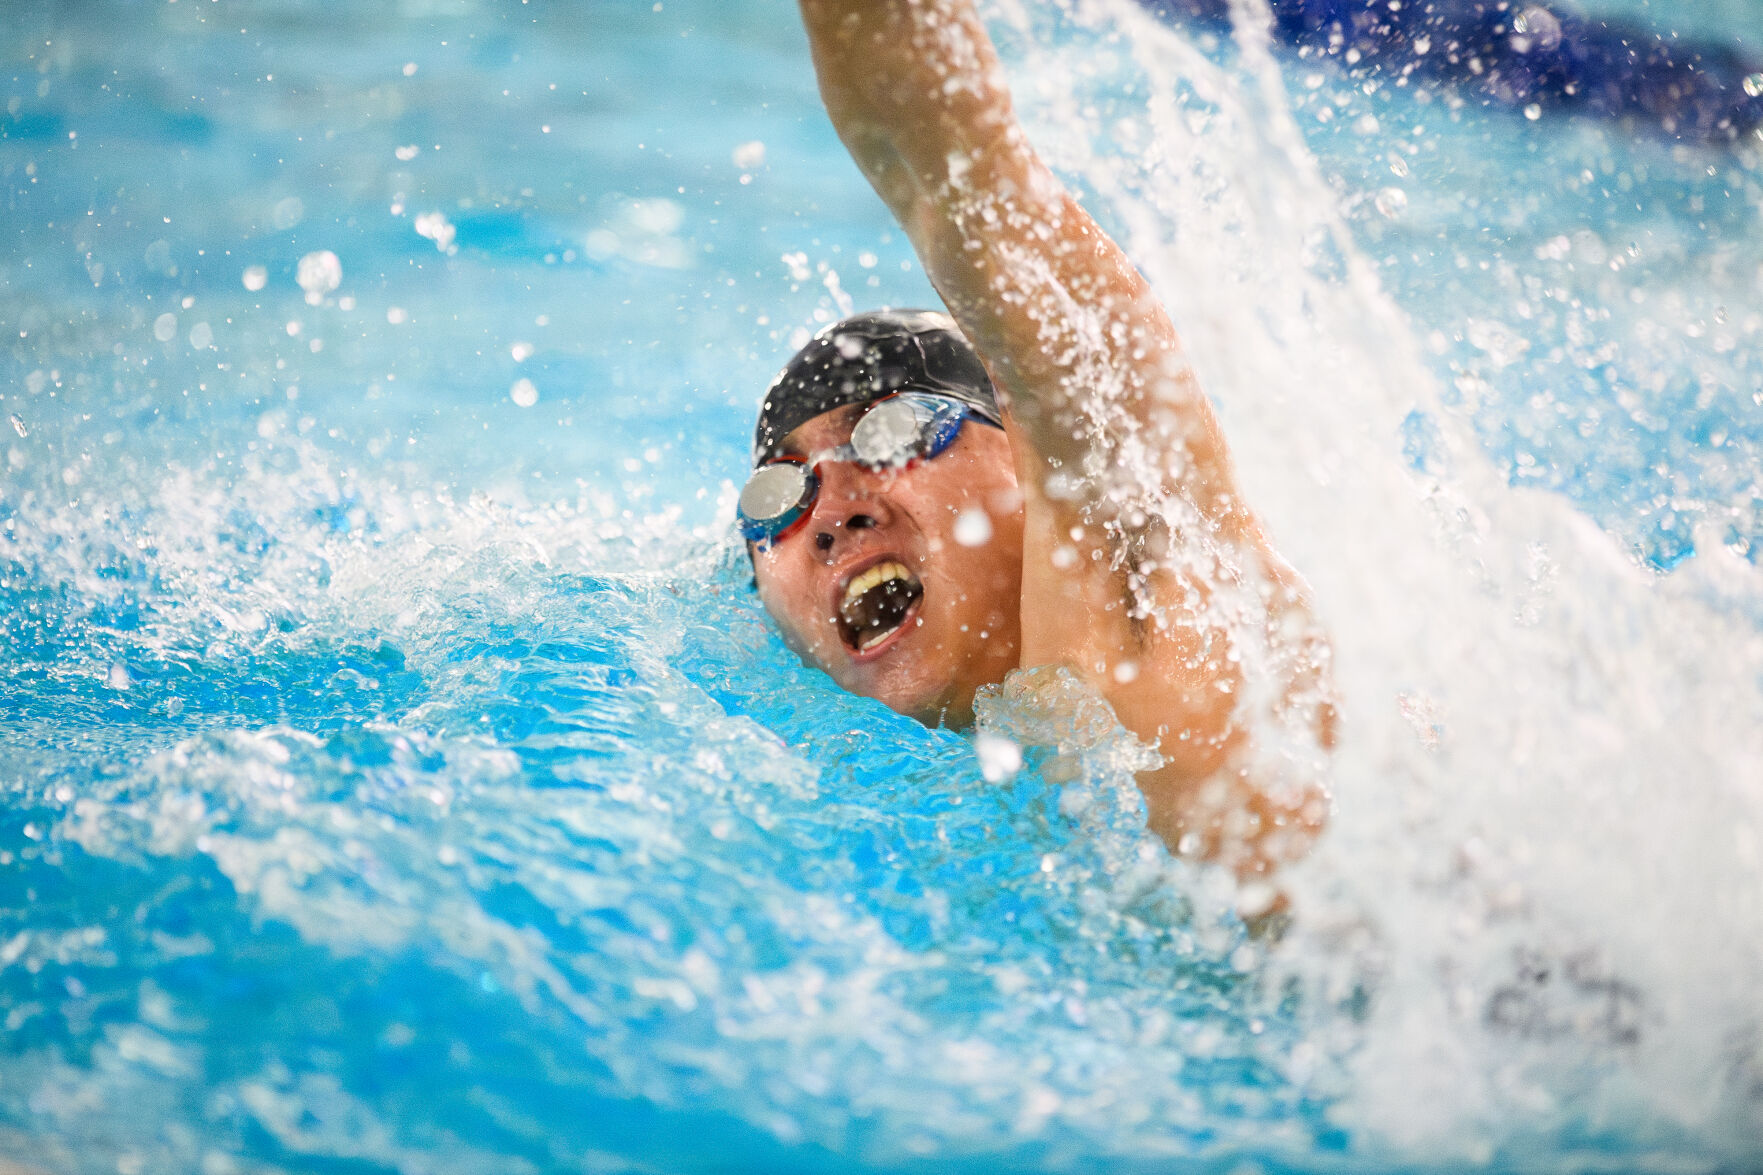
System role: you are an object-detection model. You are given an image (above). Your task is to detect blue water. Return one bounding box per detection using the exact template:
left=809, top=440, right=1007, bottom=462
left=4, top=1, right=1761, bottom=1172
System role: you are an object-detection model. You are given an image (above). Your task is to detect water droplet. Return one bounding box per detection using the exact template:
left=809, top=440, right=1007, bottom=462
left=143, top=238, right=173, bottom=274
left=414, top=211, right=456, bottom=253
left=974, top=732, right=1022, bottom=782
left=944, top=148, right=972, bottom=187
left=241, top=265, right=268, bottom=291
left=953, top=507, right=992, bottom=547
left=296, top=251, right=342, bottom=304
left=270, top=195, right=304, bottom=231
left=510, top=378, right=539, bottom=408
left=780, top=251, right=812, bottom=283
left=1236, top=881, right=1278, bottom=919
left=731, top=139, right=766, bottom=170
left=1523, top=103, right=1543, bottom=121
left=8, top=413, right=26, bottom=438
left=1374, top=187, right=1408, bottom=217
left=153, top=312, right=177, bottom=342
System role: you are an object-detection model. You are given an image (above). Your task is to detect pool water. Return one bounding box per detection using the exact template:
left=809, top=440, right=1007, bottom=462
left=3, top=0, right=1761, bottom=1172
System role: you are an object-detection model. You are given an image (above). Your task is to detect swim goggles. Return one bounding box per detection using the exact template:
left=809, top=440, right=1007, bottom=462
left=738, top=390, right=990, bottom=549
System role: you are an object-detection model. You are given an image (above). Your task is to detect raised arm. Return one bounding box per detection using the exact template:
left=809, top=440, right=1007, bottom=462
left=798, top=0, right=1334, bottom=892
left=797, top=0, right=1247, bottom=536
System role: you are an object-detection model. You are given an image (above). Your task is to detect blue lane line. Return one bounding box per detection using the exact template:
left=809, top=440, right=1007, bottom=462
left=1137, top=0, right=1763, bottom=143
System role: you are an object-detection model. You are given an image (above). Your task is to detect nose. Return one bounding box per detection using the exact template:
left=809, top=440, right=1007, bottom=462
left=809, top=459, right=892, bottom=555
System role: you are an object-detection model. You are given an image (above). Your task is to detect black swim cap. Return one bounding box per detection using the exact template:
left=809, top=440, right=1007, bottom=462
left=753, top=309, right=1001, bottom=465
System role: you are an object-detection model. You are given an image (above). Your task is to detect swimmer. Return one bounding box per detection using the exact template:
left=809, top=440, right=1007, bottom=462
left=745, top=0, right=1337, bottom=891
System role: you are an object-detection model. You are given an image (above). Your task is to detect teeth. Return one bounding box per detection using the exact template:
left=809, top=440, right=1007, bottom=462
left=840, top=560, right=913, bottom=614
left=860, top=629, right=893, bottom=651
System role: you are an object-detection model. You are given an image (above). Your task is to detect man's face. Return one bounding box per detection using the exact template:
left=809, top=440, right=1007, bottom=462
left=751, top=402, right=1025, bottom=726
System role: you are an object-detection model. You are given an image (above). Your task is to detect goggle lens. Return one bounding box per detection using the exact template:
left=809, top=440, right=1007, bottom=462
left=737, top=461, right=815, bottom=545
left=850, top=395, right=944, bottom=466
left=739, top=392, right=975, bottom=548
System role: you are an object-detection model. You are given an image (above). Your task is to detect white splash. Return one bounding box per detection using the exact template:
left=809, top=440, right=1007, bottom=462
left=993, top=0, right=1763, bottom=1159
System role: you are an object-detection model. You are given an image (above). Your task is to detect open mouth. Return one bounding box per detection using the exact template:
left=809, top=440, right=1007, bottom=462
left=837, top=560, right=924, bottom=653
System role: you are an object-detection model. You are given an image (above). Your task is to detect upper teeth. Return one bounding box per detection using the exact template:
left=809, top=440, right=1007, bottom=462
left=841, top=560, right=912, bottom=614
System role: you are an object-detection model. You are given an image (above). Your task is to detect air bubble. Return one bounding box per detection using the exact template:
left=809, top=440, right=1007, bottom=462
left=510, top=378, right=539, bottom=408
left=241, top=265, right=267, bottom=291
left=153, top=312, right=178, bottom=342
left=8, top=413, right=26, bottom=438
left=1745, top=73, right=1763, bottom=98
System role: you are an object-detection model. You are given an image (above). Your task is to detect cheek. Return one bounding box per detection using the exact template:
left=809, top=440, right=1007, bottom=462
left=923, top=478, right=1023, bottom=609
left=928, top=458, right=1023, bottom=558
left=754, top=567, right=808, bottom=647
left=756, top=564, right=838, bottom=665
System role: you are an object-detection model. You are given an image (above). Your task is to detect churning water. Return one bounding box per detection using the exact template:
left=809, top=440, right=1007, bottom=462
left=2, top=0, right=1761, bottom=1171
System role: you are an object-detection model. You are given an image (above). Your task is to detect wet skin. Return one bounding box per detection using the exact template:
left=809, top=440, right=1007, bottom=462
left=752, top=402, right=1026, bottom=726
left=775, top=0, right=1336, bottom=888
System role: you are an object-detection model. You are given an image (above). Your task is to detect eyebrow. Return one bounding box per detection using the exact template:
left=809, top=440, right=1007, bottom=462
left=779, top=403, right=866, bottom=458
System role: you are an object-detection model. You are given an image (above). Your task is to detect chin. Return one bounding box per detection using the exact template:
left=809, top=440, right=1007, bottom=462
left=861, top=630, right=1014, bottom=729
left=863, top=666, right=983, bottom=729
left=902, top=691, right=974, bottom=729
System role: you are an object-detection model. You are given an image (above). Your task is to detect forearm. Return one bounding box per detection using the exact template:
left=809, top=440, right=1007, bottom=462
left=797, top=0, right=1239, bottom=528
left=796, top=0, right=1014, bottom=199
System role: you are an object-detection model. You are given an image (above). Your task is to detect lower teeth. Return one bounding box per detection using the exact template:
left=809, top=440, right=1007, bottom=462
left=859, top=628, right=897, bottom=651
